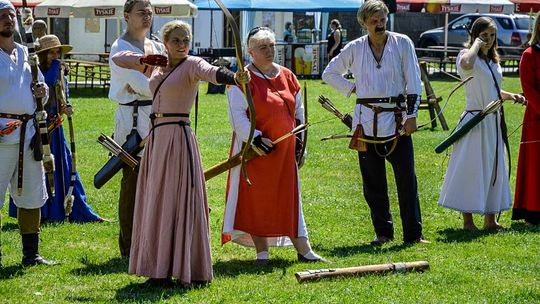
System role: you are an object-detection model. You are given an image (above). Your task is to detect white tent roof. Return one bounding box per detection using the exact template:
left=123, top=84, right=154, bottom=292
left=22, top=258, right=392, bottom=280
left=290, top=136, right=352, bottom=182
left=35, top=0, right=198, bottom=18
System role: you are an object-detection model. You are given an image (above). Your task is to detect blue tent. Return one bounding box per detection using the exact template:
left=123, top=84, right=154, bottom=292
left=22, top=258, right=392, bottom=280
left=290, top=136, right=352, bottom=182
left=192, top=0, right=365, bottom=12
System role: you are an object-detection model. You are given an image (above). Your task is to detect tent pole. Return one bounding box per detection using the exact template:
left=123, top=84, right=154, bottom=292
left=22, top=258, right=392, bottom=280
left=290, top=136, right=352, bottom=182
left=444, top=12, right=448, bottom=60
left=117, top=17, right=121, bottom=37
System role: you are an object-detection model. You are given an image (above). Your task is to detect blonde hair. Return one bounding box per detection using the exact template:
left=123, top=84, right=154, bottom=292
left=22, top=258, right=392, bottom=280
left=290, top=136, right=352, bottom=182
left=530, top=12, right=540, bottom=46
left=357, top=0, right=389, bottom=26
left=161, top=20, right=191, bottom=43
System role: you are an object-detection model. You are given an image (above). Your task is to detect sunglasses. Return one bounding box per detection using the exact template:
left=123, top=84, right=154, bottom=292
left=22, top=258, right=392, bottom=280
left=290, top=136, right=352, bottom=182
left=247, top=26, right=272, bottom=44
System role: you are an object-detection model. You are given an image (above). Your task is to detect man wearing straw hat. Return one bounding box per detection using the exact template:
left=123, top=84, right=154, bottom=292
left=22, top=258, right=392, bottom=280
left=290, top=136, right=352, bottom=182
left=108, top=0, right=164, bottom=258
left=0, top=0, right=55, bottom=266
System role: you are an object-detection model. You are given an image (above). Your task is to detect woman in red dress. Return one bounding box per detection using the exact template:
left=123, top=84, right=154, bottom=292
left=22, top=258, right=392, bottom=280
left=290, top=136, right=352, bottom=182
left=222, top=27, right=326, bottom=265
left=513, top=13, right=540, bottom=226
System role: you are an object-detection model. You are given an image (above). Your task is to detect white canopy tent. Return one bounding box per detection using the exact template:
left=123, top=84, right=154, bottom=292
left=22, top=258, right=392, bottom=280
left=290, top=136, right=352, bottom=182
left=34, top=0, right=197, bottom=53
left=35, top=0, right=198, bottom=18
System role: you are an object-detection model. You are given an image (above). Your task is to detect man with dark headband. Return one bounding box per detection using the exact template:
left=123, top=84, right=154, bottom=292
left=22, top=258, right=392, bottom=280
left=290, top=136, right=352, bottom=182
left=108, top=0, right=164, bottom=257
left=323, top=0, right=428, bottom=246
left=0, top=0, right=54, bottom=266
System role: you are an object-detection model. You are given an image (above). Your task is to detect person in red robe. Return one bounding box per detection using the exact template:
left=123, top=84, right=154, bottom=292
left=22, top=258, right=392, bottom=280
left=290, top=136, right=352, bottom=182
left=222, top=27, right=326, bottom=265
left=513, top=14, right=540, bottom=226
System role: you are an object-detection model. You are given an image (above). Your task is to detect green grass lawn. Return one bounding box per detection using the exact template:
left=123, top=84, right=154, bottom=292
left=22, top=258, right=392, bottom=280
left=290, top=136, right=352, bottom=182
left=0, top=76, right=538, bottom=303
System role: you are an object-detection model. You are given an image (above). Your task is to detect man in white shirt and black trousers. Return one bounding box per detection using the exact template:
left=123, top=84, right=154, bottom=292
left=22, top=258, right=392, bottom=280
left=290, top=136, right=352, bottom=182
left=322, top=0, right=428, bottom=245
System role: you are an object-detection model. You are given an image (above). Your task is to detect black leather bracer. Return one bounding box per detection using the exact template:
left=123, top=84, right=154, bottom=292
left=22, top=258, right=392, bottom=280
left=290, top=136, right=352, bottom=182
left=406, top=94, right=419, bottom=116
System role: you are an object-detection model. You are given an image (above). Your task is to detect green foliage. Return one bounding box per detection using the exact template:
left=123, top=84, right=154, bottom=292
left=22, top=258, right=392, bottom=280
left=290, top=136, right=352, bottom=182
left=0, top=78, right=538, bottom=303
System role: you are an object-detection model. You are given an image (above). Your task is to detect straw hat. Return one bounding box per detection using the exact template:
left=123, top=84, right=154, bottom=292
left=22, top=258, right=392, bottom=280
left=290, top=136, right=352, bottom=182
left=35, top=35, right=73, bottom=54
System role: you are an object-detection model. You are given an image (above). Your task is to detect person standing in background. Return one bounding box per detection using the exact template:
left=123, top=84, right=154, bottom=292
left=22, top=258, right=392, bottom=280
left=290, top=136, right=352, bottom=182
left=327, top=19, right=343, bottom=62
left=108, top=0, right=164, bottom=258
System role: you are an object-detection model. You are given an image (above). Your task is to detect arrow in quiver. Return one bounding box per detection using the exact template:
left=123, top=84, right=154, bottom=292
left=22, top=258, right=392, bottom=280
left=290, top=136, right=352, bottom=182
left=318, top=95, right=353, bottom=130
left=94, top=132, right=142, bottom=189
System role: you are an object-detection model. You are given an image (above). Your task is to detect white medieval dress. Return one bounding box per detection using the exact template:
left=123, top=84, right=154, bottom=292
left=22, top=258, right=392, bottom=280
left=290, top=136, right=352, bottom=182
left=438, top=49, right=512, bottom=214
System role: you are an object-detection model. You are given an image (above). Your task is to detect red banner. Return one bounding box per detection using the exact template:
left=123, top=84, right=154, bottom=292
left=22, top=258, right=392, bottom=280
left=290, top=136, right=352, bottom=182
left=154, top=6, right=172, bottom=15
left=441, top=4, right=461, bottom=13
left=94, top=8, right=116, bottom=17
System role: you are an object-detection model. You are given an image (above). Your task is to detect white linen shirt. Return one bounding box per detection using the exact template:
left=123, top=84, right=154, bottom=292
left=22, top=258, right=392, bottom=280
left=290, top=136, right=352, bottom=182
left=322, top=32, right=422, bottom=137
left=0, top=43, right=48, bottom=144
left=108, top=38, right=164, bottom=147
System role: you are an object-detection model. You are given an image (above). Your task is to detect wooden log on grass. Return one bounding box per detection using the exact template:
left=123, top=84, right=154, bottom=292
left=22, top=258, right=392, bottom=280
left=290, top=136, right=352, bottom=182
left=295, top=261, right=429, bottom=283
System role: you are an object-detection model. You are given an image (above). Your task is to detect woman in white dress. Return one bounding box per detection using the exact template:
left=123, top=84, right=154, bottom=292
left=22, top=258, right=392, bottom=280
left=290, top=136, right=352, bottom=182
left=438, top=17, right=525, bottom=231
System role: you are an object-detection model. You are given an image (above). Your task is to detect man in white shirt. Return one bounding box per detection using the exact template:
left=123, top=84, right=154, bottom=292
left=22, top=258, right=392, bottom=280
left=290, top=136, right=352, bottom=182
left=0, top=0, right=54, bottom=266
left=108, top=0, right=163, bottom=257
left=322, top=0, right=427, bottom=245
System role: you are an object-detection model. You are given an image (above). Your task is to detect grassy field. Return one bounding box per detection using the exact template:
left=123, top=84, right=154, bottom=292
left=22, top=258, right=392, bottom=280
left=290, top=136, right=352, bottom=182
left=0, top=75, right=538, bottom=303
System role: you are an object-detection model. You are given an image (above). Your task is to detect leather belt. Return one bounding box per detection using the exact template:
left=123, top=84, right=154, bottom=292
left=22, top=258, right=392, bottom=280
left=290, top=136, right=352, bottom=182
left=0, top=112, right=37, bottom=193
left=150, top=112, right=189, bottom=120
left=149, top=113, right=194, bottom=188
left=358, top=104, right=405, bottom=157
left=121, top=100, right=152, bottom=107
left=356, top=95, right=405, bottom=104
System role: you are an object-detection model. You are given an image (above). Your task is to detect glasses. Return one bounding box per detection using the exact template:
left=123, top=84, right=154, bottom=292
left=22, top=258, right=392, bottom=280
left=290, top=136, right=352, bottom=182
left=247, top=26, right=272, bottom=44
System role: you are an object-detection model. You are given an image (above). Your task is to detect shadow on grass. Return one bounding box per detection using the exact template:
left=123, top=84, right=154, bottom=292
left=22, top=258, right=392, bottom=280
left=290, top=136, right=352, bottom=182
left=437, top=228, right=492, bottom=243
left=69, top=87, right=109, bottom=99
left=0, top=264, right=24, bottom=280
left=115, top=280, right=189, bottom=302
left=509, top=221, right=540, bottom=231
left=213, top=258, right=294, bottom=277
left=71, top=256, right=128, bottom=276
left=1, top=222, right=19, bottom=232
left=328, top=242, right=419, bottom=257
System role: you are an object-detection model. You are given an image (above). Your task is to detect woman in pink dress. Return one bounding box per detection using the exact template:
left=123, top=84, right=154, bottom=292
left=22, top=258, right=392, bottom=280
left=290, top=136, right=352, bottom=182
left=112, top=20, right=245, bottom=287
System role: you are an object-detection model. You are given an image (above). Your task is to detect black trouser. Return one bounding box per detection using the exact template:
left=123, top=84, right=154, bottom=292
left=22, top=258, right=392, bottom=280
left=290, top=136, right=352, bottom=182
left=358, top=136, right=422, bottom=242
left=118, top=164, right=138, bottom=257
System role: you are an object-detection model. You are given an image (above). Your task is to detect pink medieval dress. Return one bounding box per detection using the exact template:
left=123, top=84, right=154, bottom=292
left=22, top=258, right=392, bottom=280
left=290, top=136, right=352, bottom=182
left=112, top=53, right=227, bottom=284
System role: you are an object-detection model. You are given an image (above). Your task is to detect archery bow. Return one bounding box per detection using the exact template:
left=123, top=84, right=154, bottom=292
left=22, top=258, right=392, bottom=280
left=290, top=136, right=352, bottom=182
left=417, top=76, right=474, bottom=130
left=22, top=0, right=55, bottom=197
left=318, top=95, right=404, bottom=145
left=212, top=0, right=256, bottom=185
left=297, top=81, right=308, bottom=167
left=56, top=63, right=75, bottom=216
